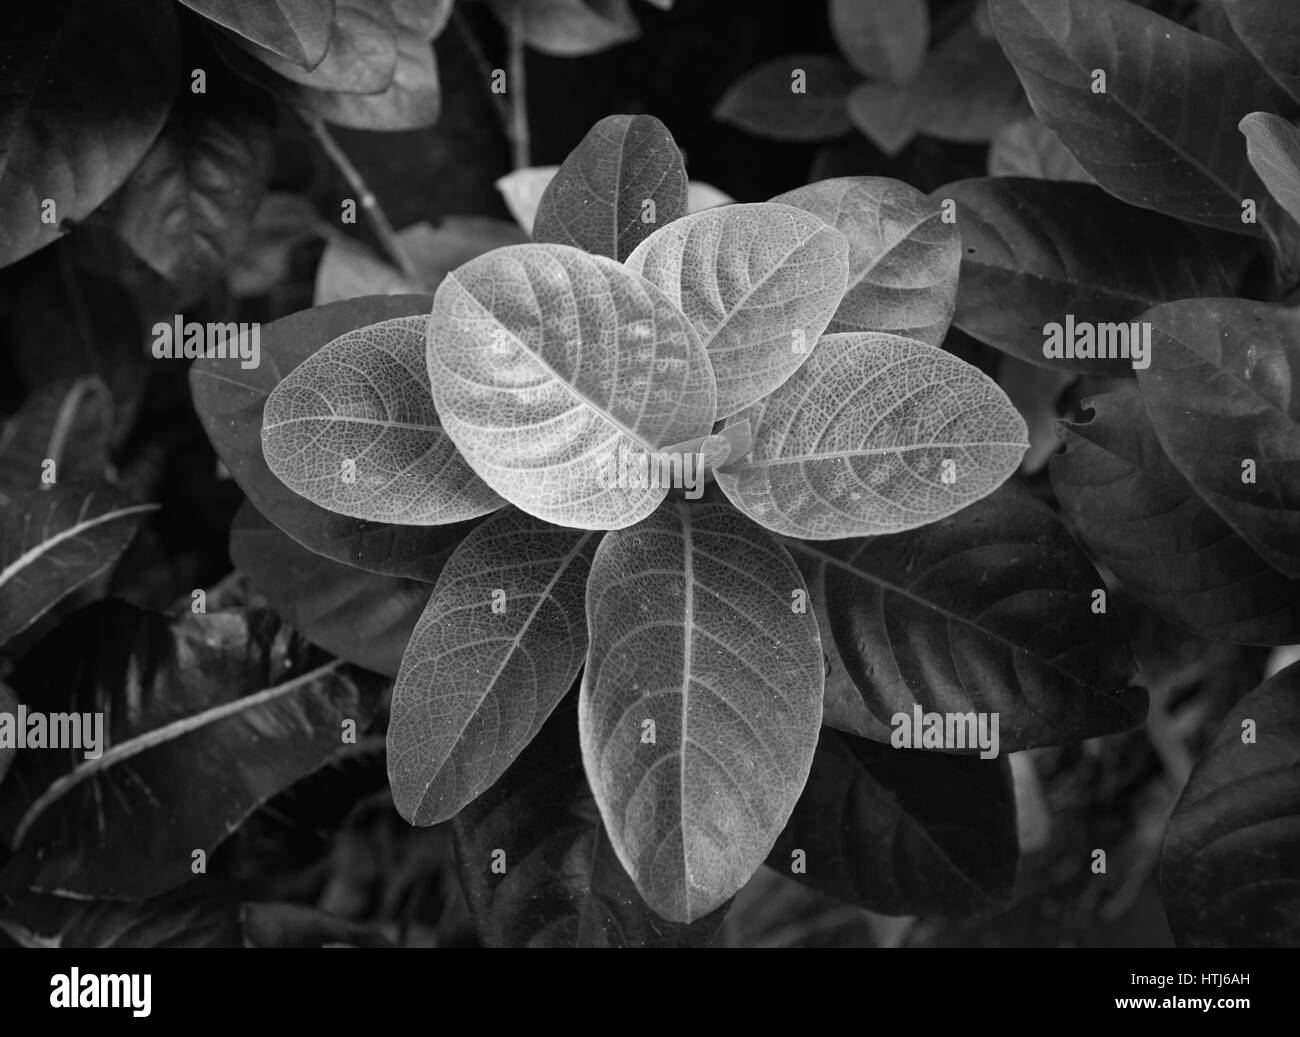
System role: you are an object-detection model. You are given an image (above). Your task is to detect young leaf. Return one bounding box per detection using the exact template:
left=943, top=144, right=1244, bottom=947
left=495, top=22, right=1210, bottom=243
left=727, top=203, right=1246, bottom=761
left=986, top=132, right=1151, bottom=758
left=829, top=0, right=928, bottom=83
left=105, top=78, right=275, bottom=299
left=532, top=114, right=688, bottom=262
left=229, top=502, right=433, bottom=676
left=0, top=486, right=156, bottom=646
left=235, top=0, right=399, bottom=94
left=772, top=177, right=960, bottom=345
left=1161, top=660, right=1300, bottom=947
left=191, top=294, right=475, bottom=581
left=1137, top=298, right=1300, bottom=577
left=715, top=333, right=1027, bottom=539
left=490, top=0, right=640, bottom=57
left=787, top=482, right=1148, bottom=751
left=713, top=55, right=858, bottom=143
left=580, top=503, right=825, bottom=923
left=624, top=202, right=850, bottom=416
left=771, top=728, right=1018, bottom=916
left=0, top=1, right=181, bottom=269
left=1221, top=0, right=1300, bottom=104
left=1051, top=387, right=1300, bottom=645
left=1240, top=111, right=1300, bottom=224
left=943, top=178, right=1233, bottom=372
left=0, top=602, right=383, bottom=899
left=453, top=692, right=730, bottom=947
left=989, top=0, right=1280, bottom=235
left=988, top=116, right=1092, bottom=182
left=262, top=314, right=503, bottom=525
left=0, top=377, right=113, bottom=494
left=388, top=509, right=598, bottom=826
left=179, top=0, right=335, bottom=69
left=426, top=243, right=717, bottom=529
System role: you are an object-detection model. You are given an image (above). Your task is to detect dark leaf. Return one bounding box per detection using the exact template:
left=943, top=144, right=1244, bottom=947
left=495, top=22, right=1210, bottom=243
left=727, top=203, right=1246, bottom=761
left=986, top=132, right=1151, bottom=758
left=1221, top=0, right=1300, bottom=104
left=488, top=0, right=640, bottom=56
left=829, top=0, right=928, bottom=83
left=0, top=377, right=114, bottom=495
left=713, top=55, right=858, bottom=143
left=179, top=0, right=335, bottom=69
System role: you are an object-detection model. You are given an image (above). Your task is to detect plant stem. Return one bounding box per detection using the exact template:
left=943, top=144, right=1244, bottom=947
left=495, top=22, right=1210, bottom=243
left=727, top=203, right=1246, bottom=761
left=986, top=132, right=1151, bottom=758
left=451, top=6, right=511, bottom=137
left=302, top=113, right=419, bottom=280
left=508, top=5, right=531, bottom=170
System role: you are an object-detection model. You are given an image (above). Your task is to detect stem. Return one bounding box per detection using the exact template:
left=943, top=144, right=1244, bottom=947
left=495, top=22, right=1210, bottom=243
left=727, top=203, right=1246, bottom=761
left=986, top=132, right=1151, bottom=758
left=302, top=113, right=419, bottom=280
left=508, top=5, right=531, bottom=170
left=452, top=6, right=511, bottom=137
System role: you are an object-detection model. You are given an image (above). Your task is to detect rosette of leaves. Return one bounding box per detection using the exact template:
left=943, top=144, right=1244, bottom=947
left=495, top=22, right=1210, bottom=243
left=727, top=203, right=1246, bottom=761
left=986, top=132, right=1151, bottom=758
left=195, top=113, right=1151, bottom=946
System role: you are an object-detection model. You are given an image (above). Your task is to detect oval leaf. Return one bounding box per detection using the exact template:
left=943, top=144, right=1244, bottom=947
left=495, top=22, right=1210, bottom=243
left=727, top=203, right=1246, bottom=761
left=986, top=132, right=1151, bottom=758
left=1137, top=298, right=1300, bottom=578
left=236, top=0, right=399, bottom=94
left=580, top=503, right=825, bottom=923
left=388, top=508, right=598, bottom=825
left=773, top=177, right=960, bottom=345
left=426, top=243, right=717, bottom=529
left=262, top=314, right=503, bottom=525
left=490, top=0, right=640, bottom=57
left=787, top=482, right=1148, bottom=751
left=533, top=114, right=688, bottom=262
left=1051, top=387, right=1300, bottom=646
left=988, top=116, right=1092, bottom=182
left=1240, top=111, right=1300, bottom=225
left=713, top=55, right=858, bottom=143
left=625, top=202, right=850, bottom=416
left=715, top=332, right=1028, bottom=539
left=829, top=0, right=928, bottom=83
left=179, top=0, right=334, bottom=69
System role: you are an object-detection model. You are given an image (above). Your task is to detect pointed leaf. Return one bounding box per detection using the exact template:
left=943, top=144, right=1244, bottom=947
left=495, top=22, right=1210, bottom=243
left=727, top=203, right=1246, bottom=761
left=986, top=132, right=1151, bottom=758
left=388, top=509, right=598, bottom=825
left=713, top=55, right=858, bottom=143
left=944, top=178, right=1234, bottom=372
left=846, top=82, right=920, bottom=156
left=0, top=486, right=156, bottom=646
left=1221, top=0, right=1300, bottom=104
left=1240, top=111, right=1300, bottom=225
left=989, top=0, right=1280, bottom=235
left=179, top=0, right=334, bottom=69
left=580, top=503, right=825, bottom=923
left=787, top=482, right=1148, bottom=750
left=771, top=727, right=1018, bottom=916
left=0, top=0, right=181, bottom=269
left=773, top=177, right=960, bottom=345
left=829, top=0, right=928, bottom=83
left=625, top=202, right=850, bottom=416
left=715, top=332, right=1027, bottom=539
left=1137, top=298, right=1300, bottom=578
left=236, top=0, right=399, bottom=94
left=988, top=116, right=1092, bottom=182
left=1051, top=386, right=1300, bottom=645
left=1161, top=660, right=1300, bottom=947
left=191, top=294, right=479, bottom=582
left=426, top=243, right=717, bottom=529
left=533, top=114, right=688, bottom=262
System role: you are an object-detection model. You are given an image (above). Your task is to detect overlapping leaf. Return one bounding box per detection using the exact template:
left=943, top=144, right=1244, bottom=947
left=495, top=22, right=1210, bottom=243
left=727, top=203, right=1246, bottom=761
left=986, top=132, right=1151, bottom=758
left=1221, top=0, right=1300, bottom=104
left=388, top=509, right=597, bottom=826
left=829, top=0, right=928, bottom=83
left=988, top=117, right=1092, bottom=182
left=180, top=0, right=335, bottom=68
left=715, top=333, right=1027, bottom=539
left=237, top=0, right=399, bottom=93
left=580, top=503, right=824, bottom=923
left=426, top=243, right=717, bottom=529
left=625, top=202, right=849, bottom=416
left=773, top=177, right=959, bottom=345
left=786, top=482, right=1148, bottom=750
left=1240, top=112, right=1300, bottom=224
left=713, top=55, right=858, bottom=142
left=490, top=0, right=640, bottom=56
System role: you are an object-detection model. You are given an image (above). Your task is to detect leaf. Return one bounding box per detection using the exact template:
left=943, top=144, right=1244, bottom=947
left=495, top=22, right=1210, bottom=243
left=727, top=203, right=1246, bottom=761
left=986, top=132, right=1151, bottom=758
left=105, top=76, right=275, bottom=298
left=228, top=193, right=327, bottom=298
left=997, top=355, right=1074, bottom=475
left=294, top=0, right=445, bottom=130
left=533, top=115, right=688, bottom=262
left=262, top=314, right=502, bottom=525
left=988, top=116, right=1093, bottom=182
left=772, top=176, right=960, bottom=346
left=1240, top=111, right=1300, bottom=225
left=0, top=602, right=384, bottom=898
left=242, top=902, right=393, bottom=947
left=0, top=0, right=181, bottom=269
left=191, top=294, right=477, bottom=582
left=715, top=333, right=1027, bottom=539
left=235, top=0, right=398, bottom=94
left=388, top=509, right=598, bottom=826
left=943, top=178, right=1234, bottom=372
left=624, top=202, right=850, bottom=416
left=0, top=486, right=156, bottom=646
left=1221, top=0, right=1300, bottom=104
left=0, top=682, right=16, bottom=785
left=453, top=691, right=729, bottom=947
left=489, top=0, right=640, bottom=56
left=229, top=502, right=432, bottom=676
left=846, top=83, right=921, bottom=156
left=771, top=728, right=1018, bottom=916
left=713, top=55, right=859, bottom=143
left=687, top=181, right=734, bottom=212
left=1051, top=386, right=1300, bottom=645
left=1136, top=298, right=1300, bottom=578
left=989, top=0, right=1281, bottom=235
left=787, top=481, right=1148, bottom=750
left=1161, top=660, right=1300, bottom=947
left=829, top=0, right=928, bottom=83
left=0, top=377, right=114, bottom=495
left=426, top=243, right=717, bottom=530
left=580, top=503, right=825, bottom=923
left=180, top=0, right=333, bottom=68
left=0, top=884, right=243, bottom=948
